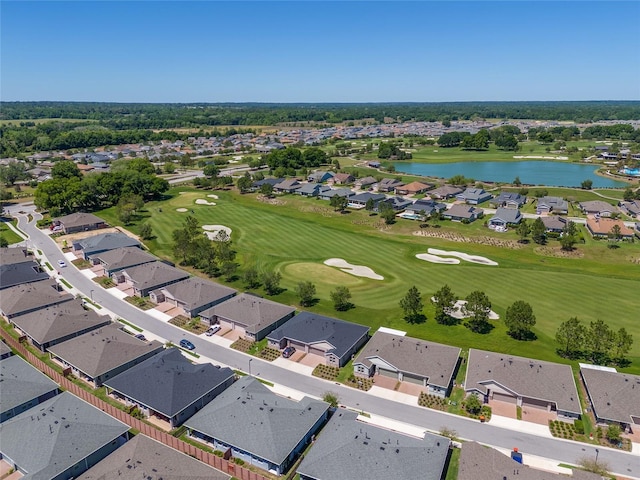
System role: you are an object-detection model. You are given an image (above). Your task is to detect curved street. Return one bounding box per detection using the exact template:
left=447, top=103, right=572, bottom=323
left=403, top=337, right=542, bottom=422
left=6, top=203, right=639, bottom=479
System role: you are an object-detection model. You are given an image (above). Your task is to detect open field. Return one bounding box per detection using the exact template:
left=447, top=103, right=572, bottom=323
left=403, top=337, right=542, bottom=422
left=0, top=220, right=24, bottom=244
left=98, top=188, right=640, bottom=372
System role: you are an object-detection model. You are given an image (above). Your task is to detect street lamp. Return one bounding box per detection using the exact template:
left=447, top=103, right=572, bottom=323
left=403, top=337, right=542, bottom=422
left=595, top=448, right=599, bottom=465
left=248, top=358, right=253, bottom=377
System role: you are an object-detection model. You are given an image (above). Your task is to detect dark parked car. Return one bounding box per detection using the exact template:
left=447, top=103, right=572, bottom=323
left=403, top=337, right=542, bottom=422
left=134, top=333, right=147, bottom=341
left=282, top=346, right=296, bottom=358
left=180, top=339, right=195, bottom=351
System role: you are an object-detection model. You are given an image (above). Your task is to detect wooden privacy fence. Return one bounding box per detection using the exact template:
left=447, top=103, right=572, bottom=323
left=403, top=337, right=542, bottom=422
left=0, top=329, right=270, bottom=480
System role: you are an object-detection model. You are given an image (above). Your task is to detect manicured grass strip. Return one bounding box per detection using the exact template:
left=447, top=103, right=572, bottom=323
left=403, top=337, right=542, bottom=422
left=44, top=261, right=53, bottom=271
left=83, top=297, right=102, bottom=310
left=58, top=278, right=72, bottom=289
left=118, top=318, right=143, bottom=332
left=444, top=447, right=460, bottom=480
left=0, top=222, right=23, bottom=244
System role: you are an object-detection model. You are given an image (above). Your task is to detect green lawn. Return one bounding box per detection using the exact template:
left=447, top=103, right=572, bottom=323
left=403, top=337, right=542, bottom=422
left=0, top=220, right=24, bottom=245
left=98, top=187, right=640, bottom=372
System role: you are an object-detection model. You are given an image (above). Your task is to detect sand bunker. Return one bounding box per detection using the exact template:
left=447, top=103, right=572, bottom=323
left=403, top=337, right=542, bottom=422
left=450, top=300, right=500, bottom=320
left=202, top=225, right=232, bottom=241
left=207, top=194, right=219, bottom=199
left=428, top=248, right=498, bottom=266
left=416, top=253, right=460, bottom=264
left=176, top=208, right=188, bottom=212
left=324, top=258, right=383, bottom=280
left=195, top=199, right=216, bottom=206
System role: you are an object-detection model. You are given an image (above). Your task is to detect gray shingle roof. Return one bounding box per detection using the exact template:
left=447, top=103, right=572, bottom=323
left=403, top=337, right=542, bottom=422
left=89, top=246, right=156, bottom=272
left=297, top=410, right=449, bottom=480
left=267, top=312, right=369, bottom=361
left=444, top=204, right=482, bottom=219
left=0, top=260, right=49, bottom=289
left=79, top=434, right=231, bottom=480
left=77, top=232, right=140, bottom=254
left=430, top=185, right=463, bottom=198
left=0, top=279, right=74, bottom=317
left=490, top=207, right=522, bottom=224
left=121, top=261, right=190, bottom=292
left=55, top=212, right=106, bottom=229
left=541, top=216, right=566, bottom=231
left=0, top=355, right=59, bottom=415
left=0, top=247, right=30, bottom=266
left=465, top=349, right=580, bottom=414
left=201, top=293, right=295, bottom=335
left=349, top=192, right=385, bottom=203
left=0, top=392, right=129, bottom=480
left=105, top=348, right=234, bottom=418
left=186, top=376, right=329, bottom=467
left=319, top=188, right=354, bottom=199
left=580, top=367, right=640, bottom=425
left=47, top=324, right=163, bottom=378
left=158, top=277, right=236, bottom=311
left=537, top=196, right=568, bottom=212
left=579, top=200, right=618, bottom=214
left=353, top=332, right=460, bottom=388
left=11, top=299, right=111, bottom=346
left=458, top=441, right=601, bottom=480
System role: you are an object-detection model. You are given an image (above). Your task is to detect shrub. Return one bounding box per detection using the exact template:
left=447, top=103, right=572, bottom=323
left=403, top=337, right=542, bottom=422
left=574, top=419, right=584, bottom=434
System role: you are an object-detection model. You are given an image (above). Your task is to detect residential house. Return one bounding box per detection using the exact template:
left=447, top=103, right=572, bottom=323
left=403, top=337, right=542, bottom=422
left=48, top=323, right=164, bottom=387
left=11, top=299, right=111, bottom=352
left=0, top=256, right=49, bottom=290
left=88, top=246, right=156, bottom=277
left=536, top=196, right=568, bottom=215
left=379, top=196, right=412, bottom=211
left=619, top=199, right=640, bottom=219
left=73, top=232, right=141, bottom=260
left=0, top=355, right=60, bottom=423
left=585, top=215, right=634, bottom=240
left=52, top=212, right=108, bottom=234
left=0, top=392, right=130, bottom=480
left=297, top=409, right=450, bottom=480
left=458, top=441, right=602, bottom=480
left=295, top=183, right=331, bottom=197
left=273, top=178, right=301, bottom=193
left=489, top=191, right=527, bottom=209
left=395, top=181, right=433, bottom=196
left=579, top=200, right=619, bottom=217
left=149, top=276, right=236, bottom=318
left=488, top=207, right=523, bottom=228
left=0, top=341, right=11, bottom=360
left=367, top=161, right=381, bottom=168
left=355, top=176, right=377, bottom=189
left=348, top=192, right=386, bottom=209
left=353, top=330, right=460, bottom=397
left=456, top=188, right=493, bottom=205
left=186, top=376, right=329, bottom=476
left=307, top=171, right=334, bottom=183
left=403, top=199, right=446, bottom=220
left=0, top=247, right=31, bottom=266
left=252, top=177, right=284, bottom=191
left=105, top=348, right=235, bottom=428
left=267, top=312, right=370, bottom=367
left=329, top=173, right=355, bottom=185
left=465, top=349, right=581, bottom=420
left=541, top=216, right=567, bottom=233
left=0, top=279, right=74, bottom=319
left=113, top=261, right=190, bottom=297
left=199, top=293, right=296, bottom=341
left=442, top=204, right=483, bottom=222
left=580, top=365, right=640, bottom=433
left=376, top=178, right=404, bottom=192
left=318, top=188, right=355, bottom=201
left=429, top=184, right=464, bottom=200
left=79, top=434, right=231, bottom=480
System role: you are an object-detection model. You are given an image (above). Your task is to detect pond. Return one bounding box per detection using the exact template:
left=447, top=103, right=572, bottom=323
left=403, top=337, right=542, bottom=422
left=394, top=161, right=628, bottom=188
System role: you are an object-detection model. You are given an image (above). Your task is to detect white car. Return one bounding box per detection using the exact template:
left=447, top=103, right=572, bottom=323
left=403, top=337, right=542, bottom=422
left=57, top=260, right=67, bottom=268
left=205, top=325, right=221, bottom=336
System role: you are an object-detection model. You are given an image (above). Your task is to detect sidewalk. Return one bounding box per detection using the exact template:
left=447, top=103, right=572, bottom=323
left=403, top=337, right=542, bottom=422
left=488, top=414, right=553, bottom=438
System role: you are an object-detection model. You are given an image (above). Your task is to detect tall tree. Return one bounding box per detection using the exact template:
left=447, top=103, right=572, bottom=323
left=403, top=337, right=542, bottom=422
left=555, top=317, right=586, bottom=358
left=400, top=286, right=424, bottom=323
left=516, top=219, right=530, bottom=243
left=432, top=284, right=457, bottom=324
left=242, top=265, right=261, bottom=289
left=531, top=217, right=546, bottom=244
left=504, top=300, right=536, bottom=340
left=613, top=328, right=633, bottom=360
left=378, top=202, right=396, bottom=224
left=587, top=319, right=615, bottom=363
left=330, top=286, right=353, bottom=311
left=261, top=269, right=282, bottom=295
left=236, top=172, right=252, bottom=193
left=51, top=160, right=82, bottom=180
left=295, top=281, right=317, bottom=307
left=463, top=291, right=492, bottom=333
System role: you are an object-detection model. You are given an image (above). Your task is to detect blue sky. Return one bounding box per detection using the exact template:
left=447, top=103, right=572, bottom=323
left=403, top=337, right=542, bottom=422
left=2, top=1, right=639, bottom=102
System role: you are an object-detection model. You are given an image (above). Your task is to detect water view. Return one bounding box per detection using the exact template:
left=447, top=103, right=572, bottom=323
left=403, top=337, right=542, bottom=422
left=395, top=160, right=628, bottom=188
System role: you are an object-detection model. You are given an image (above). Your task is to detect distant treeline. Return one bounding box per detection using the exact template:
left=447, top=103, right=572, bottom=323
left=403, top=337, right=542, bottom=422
left=1, top=101, right=639, bottom=128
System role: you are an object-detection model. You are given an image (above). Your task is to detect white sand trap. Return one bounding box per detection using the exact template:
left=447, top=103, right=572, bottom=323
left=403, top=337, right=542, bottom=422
left=416, top=253, right=460, bottom=264
left=207, top=194, right=219, bottom=199
left=428, top=248, right=498, bottom=266
left=450, top=300, right=500, bottom=320
left=324, top=258, right=383, bottom=280
left=202, top=225, right=232, bottom=241
left=176, top=208, right=188, bottom=212
left=195, top=199, right=216, bottom=206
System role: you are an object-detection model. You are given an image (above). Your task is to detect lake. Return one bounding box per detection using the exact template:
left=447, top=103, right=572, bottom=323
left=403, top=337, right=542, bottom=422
left=395, top=161, right=628, bottom=188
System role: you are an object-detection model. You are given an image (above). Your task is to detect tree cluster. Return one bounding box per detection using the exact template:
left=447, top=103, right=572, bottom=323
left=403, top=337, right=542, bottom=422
left=437, top=131, right=471, bottom=148
left=556, top=317, right=633, bottom=366
left=377, top=142, right=412, bottom=160
left=460, top=130, right=490, bottom=151
left=263, top=147, right=328, bottom=173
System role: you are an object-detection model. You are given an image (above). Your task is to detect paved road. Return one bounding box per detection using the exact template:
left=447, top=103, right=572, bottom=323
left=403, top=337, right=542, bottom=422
left=9, top=205, right=640, bottom=478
